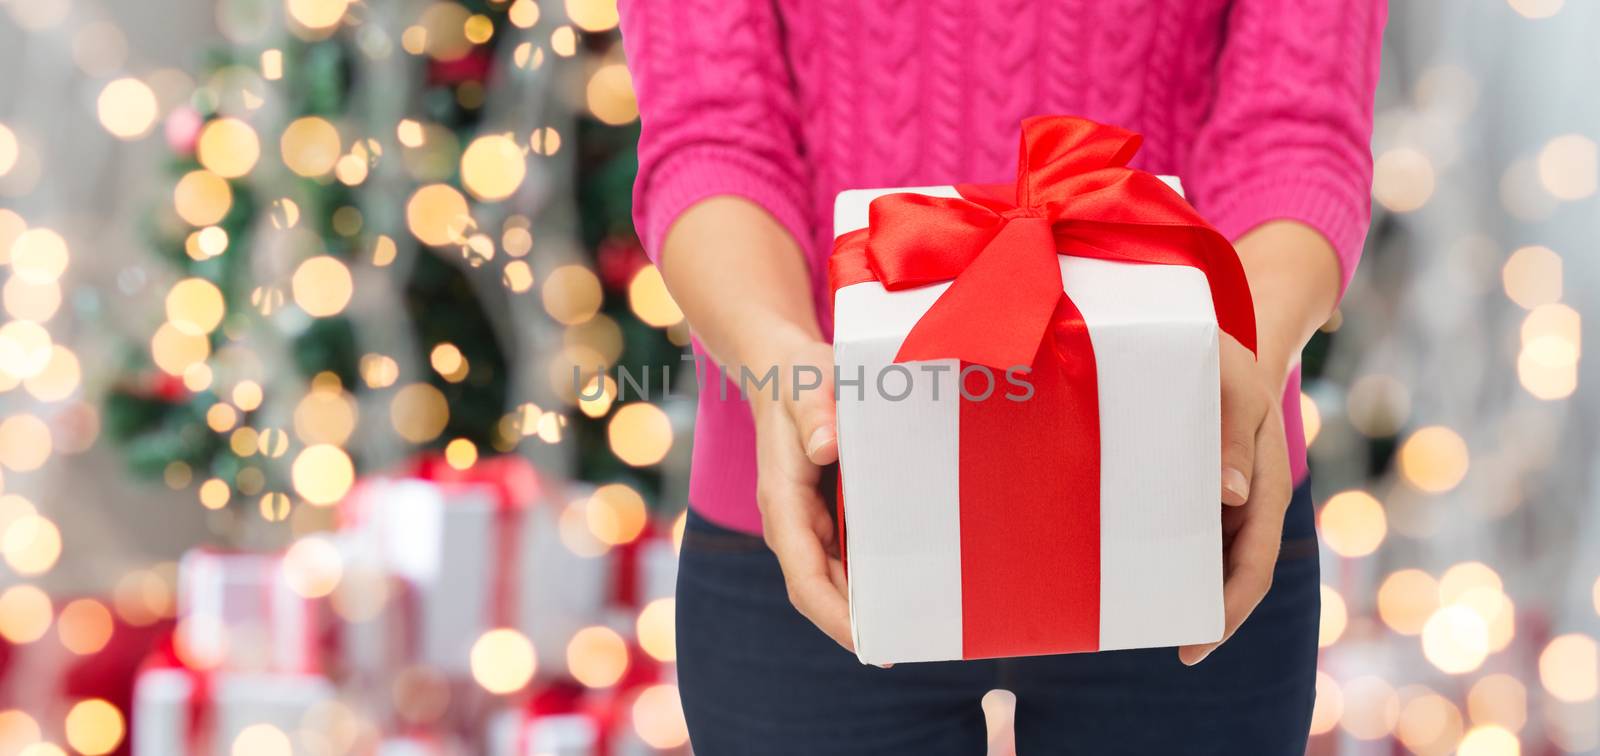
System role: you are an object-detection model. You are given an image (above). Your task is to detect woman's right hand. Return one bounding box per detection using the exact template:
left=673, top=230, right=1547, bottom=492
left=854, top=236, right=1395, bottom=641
left=749, top=337, right=853, bottom=651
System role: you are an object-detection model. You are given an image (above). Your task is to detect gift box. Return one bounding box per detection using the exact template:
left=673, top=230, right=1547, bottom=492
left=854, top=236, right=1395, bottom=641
left=485, top=683, right=601, bottom=756
left=338, top=455, right=612, bottom=679
left=829, top=116, right=1257, bottom=665
left=131, top=644, right=335, bottom=755
left=486, top=661, right=687, bottom=756
left=175, top=548, right=319, bottom=674
left=377, top=732, right=464, bottom=756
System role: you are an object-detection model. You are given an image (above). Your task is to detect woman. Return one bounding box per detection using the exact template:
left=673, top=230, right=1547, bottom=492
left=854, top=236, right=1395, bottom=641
left=618, top=1, right=1384, bottom=753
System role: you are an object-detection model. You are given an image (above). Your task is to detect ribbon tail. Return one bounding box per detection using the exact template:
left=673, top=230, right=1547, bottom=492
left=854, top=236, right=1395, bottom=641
left=894, top=217, right=1063, bottom=369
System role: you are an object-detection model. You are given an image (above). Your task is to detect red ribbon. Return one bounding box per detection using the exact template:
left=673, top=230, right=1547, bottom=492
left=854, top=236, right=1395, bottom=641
left=140, top=633, right=215, bottom=753
left=830, top=116, right=1255, bottom=658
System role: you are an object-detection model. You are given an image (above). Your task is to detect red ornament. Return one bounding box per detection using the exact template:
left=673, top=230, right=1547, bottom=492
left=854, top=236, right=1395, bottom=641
left=426, top=48, right=494, bottom=86
left=596, top=237, right=649, bottom=292
left=151, top=372, right=189, bottom=402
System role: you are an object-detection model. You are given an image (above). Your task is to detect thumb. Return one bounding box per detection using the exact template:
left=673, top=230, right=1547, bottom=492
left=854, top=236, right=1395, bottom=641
left=1220, top=382, right=1257, bottom=507
left=790, top=367, right=838, bottom=465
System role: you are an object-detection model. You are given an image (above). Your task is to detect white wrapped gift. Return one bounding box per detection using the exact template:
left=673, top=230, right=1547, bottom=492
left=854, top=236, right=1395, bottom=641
left=339, top=474, right=611, bottom=678
left=132, top=668, right=335, bottom=755
left=831, top=178, right=1225, bottom=665
left=176, top=549, right=318, bottom=674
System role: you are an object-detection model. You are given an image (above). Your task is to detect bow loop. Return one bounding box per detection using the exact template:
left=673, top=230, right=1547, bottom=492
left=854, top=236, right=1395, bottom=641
left=1016, top=116, right=1142, bottom=208
left=864, top=193, right=1004, bottom=289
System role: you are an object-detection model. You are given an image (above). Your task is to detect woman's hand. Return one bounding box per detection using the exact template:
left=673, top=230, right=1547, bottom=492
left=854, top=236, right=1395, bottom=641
left=749, top=338, right=853, bottom=651
left=1177, top=333, right=1292, bottom=665
left=1177, top=219, right=1342, bottom=665
left=654, top=197, right=855, bottom=650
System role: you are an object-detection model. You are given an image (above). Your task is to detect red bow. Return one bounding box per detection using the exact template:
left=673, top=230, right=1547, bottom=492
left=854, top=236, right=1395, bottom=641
left=831, top=115, right=1255, bottom=367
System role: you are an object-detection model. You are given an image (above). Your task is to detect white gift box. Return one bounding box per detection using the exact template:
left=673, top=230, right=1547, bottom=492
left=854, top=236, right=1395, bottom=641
left=340, top=477, right=612, bottom=678
left=377, top=734, right=463, bottom=756
left=832, top=180, right=1224, bottom=665
left=636, top=535, right=678, bottom=605
left=132, top=668, right=335, bottom=755
left=176, top=549, right=318, bottom=674
left=486, top=709, right=600, bottom=756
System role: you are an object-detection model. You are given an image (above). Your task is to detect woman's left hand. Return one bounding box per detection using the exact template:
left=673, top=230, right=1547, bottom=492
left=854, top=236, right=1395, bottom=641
left=1178, top=332, right=1293, bottom=666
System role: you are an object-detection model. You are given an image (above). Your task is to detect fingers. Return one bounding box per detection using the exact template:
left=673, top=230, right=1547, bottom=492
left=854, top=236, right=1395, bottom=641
left=761, top=486, right=854, bottom=651
left=1219, top=377, right=1260, bottom=508
left=790, top=367, right=839, bottom=466
left=1181, top=418, right=1292, bottom=666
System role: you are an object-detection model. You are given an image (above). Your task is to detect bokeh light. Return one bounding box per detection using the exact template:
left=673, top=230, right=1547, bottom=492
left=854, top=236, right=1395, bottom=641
left=390, top=383, right=450, bottom=443
left=63, top=699, right=123, bottom=756
left=1310, top=672, right=1342, bottom=736
left=1319, top=584, right=1347, bottom=648
left=282, top=535, right=344, bottom=598
left=628, top=265, right=683, bottom=327
left=0, top=124, right=18, bottom=176
left=586, top=482, right=648, bottom=545
left=1501, top=245, right=1562, bottom=309
left=637, top=597, right=676, bottom=662
left=1396, top=691, right=1463, bottom=756
left=56, top=599, right=114, bottom=655
left=8, top=228, right=69, bottom=285
left=197, top=117, right=261, bottom=178
left=291, top=445, right=355, bottom=506
left=567, top=625, right=628, bottom=688
left=1378, top=569, right=1440, bottom=635
left=291, top=255, right=354, bottom=317
left=470, top=628, right=536, bottom=694
left=631, top=684, right=690, bottom=749
left=173, top=170, right=233, bottom=227
left=460, top=134, right=526, bottom=201
left=1539, top=633, right=1598, bottom=703
left=1319, top=490, right=1387, bottom=557
left=150, top=321, right=211, bottom=376
left=1422, top=605, right=1490, bottom=674
left=165, top=277, right=226, bottom=335
left=2, top=513, right=62, bottom=575
left=1469, top=674, right=1528, bottom=732
left=1373, top=148, right=1435, bottom=212
left=286, top=0, right=350, bottom=30
left=0, top=414, right=53, bottom=473
left=587, top=64, right=638, bottom=125
left=96, top=78, right=158, bottom=140
left=1456, top=725, right=1519, bottom=756
left=1508, top=0, right=1563, bottom=19
left=608, top=403, right=673, bottom=467
left=230, top=723, right=291, bottom=756
left=1341, top=675, right=1400, bottom=740
left=280, top=116, right=342, bottom=177
left=1399, top=426, right=1470, bottom=493
left=0, top=584, right=54, bottom=643
left=543, top=265, right=603, bottom=325
left=406, top=183, right=472, bottom=246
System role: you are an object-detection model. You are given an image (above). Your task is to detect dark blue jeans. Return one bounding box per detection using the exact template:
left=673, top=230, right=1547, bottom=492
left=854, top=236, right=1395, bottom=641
left=675, top=482, right=1320, bottom=755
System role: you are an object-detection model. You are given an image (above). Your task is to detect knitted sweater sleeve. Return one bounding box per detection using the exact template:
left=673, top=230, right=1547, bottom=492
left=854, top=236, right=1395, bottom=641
left=617, top=0, right=811, bottom=264
left=1183, top=0, right=1387, bottom=298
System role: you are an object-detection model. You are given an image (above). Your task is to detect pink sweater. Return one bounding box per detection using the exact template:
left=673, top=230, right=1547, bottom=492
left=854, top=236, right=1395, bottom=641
left=619, top=0, right=1386, bottom=534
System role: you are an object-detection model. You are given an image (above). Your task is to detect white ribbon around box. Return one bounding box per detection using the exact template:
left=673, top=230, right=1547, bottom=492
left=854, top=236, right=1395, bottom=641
left=832, top=180, right=1224, bottom=665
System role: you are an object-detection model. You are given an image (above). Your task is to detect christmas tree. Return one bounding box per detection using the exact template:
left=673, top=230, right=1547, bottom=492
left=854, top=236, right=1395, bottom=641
left=98, top=0, right=686, bottom=529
